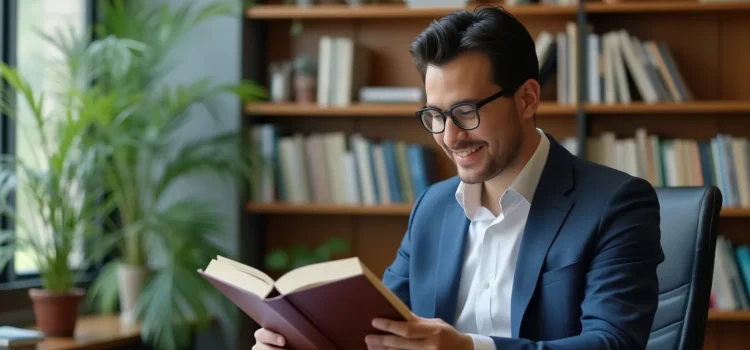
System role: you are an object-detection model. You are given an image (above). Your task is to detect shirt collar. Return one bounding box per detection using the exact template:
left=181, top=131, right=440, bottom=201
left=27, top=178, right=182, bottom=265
left=454, top=128, right=550, bottom=219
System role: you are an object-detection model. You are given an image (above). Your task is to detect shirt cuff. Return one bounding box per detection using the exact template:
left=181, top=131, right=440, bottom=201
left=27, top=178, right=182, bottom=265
left=467, top=333, right=496, bottom=350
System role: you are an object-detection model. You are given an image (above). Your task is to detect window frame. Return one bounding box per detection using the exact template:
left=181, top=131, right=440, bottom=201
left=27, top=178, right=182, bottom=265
left=0, top=0, right=102, bottom=298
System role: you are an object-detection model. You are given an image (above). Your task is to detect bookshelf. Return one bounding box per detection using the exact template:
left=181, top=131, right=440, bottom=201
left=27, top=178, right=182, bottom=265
left=239, top=1, right=750, bottom=349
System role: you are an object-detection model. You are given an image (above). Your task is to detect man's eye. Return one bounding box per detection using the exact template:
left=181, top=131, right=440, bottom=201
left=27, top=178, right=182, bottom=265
left=453, top=106, right=475, bottom=117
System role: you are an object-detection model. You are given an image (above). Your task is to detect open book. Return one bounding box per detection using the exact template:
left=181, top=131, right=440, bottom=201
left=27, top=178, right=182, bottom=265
left=198, top=256, right=413, bottom=350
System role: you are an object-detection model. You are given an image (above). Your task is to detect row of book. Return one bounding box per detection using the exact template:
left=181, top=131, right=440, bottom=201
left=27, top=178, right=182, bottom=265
left=711, top=235, right=750, bottom=310
left=536, top=24, right=692, bottom=105
left=586, top=129, right=748, bottom=208
left=249, top=124, right=436, bottom=205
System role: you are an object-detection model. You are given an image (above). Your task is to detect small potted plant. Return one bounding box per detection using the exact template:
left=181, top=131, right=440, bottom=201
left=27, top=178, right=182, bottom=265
left=265, top=238, right=350, bottom=272
left=0, top=63, right=109, bottom=337
left=292, top=54, right=317, bottom=104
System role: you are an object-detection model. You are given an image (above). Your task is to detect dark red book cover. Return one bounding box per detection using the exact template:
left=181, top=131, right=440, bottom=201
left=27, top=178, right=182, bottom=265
left=285, top=274, right=410, bottom=350
left=198, top=269, right=412, bottom=350
left=198, top=270, right=336, bottom=350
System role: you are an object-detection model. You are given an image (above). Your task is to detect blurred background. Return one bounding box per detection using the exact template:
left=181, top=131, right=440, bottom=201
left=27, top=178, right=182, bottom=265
left=1, top=0, right=749, bottom=349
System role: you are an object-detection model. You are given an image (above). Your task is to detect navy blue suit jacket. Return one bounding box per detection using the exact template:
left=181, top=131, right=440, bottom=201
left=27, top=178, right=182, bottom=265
left=382, top=134, right=665, bottom=350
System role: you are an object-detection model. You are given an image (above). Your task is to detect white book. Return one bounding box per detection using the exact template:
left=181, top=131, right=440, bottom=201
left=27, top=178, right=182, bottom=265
left=342, top=152, right=361, bottom=204
left=372, top=144, right=391, bottom=205
left=556, top=32, right=567, bottom=104
left=617, top=30, right=658, bottom=103
left=610, top=32, right=631, bottom=104
left=317, top=36, right=333, bottom=106
left=566, top=22, right=578, bottom=104
left=351, top=134, right=376, bottom=205
left=603, top=32, right=616, bottom=104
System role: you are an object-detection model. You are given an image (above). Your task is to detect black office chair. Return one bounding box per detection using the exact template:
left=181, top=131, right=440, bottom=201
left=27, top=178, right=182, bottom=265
left=647, top=186, right=722, bottom=350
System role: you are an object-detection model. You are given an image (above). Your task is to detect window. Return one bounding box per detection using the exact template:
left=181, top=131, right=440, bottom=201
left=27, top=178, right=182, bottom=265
left=1, top=0, right=93, bottom=285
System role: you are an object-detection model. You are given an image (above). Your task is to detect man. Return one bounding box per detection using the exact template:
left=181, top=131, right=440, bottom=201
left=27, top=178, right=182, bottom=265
left=253, top=5, right=664, bottom=350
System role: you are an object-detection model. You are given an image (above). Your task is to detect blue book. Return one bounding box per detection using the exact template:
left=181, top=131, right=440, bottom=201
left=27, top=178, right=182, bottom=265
left=368, top=140, right=380, bottom=203
left=407, top=144, right=435, bottom=198
left=0, top=326, right=44, bottom=348
left=698, top=141, right=713, bottom=186
left=381, top=141, right=403, bottom=203
left=735, top=245, right=750, bottom=302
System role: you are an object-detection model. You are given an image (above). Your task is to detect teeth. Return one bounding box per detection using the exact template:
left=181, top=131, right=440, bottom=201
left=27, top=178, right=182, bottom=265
left=455, top=146, right=480, bottom=157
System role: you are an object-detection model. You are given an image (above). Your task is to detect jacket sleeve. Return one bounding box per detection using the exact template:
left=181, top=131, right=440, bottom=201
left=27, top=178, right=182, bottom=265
left=490, top=177, right=664, bottom=350
left=382, top=187, right=432, bottom=309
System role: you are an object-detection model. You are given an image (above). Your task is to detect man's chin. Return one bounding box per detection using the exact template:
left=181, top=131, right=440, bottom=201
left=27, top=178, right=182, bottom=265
left=457, top=168, right=487, bottom=185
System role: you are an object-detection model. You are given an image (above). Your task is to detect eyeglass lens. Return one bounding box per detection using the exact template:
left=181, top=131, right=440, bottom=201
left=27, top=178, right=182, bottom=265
left=419, top=104, right=479, bottom=133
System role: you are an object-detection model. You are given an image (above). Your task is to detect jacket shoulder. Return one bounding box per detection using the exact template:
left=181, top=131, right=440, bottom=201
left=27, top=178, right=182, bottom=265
left=417, top=175, right=461, bottom=205
left=571, top=155, right=657, bottom=203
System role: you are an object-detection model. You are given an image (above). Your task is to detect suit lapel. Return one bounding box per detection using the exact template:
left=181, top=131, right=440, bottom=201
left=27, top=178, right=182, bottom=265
left=433, top=202, right=470, bottom=324
left=510, top=135, right=574, bottom=338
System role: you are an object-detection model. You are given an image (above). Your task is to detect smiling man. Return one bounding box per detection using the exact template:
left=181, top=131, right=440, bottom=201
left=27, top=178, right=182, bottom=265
left=365, top=5, right=665, bottom=350
left=252, top=5, right=664, bottom=350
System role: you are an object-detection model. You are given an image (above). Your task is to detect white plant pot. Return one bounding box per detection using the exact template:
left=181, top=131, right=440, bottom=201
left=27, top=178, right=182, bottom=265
left=117, top=263, right=150, bottom=325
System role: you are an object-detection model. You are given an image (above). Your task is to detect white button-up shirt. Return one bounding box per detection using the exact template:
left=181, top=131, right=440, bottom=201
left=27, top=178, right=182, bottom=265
left=453, top=128, right=550, bottom=349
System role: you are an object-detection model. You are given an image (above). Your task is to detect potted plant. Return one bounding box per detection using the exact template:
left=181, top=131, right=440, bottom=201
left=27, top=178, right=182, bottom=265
left=265, top=238, right=350, bottom=272
left=69, top=1, right=266, bottom=349
left=0, top=63, right=111, bottom=337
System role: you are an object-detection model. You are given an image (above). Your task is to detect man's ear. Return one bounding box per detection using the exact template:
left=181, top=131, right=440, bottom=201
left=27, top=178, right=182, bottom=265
left=515, top=79, right=541, bottom=121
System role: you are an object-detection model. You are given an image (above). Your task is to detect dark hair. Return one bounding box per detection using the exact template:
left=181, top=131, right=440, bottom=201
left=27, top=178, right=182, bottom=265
left=410, top=5, right=539, bottom=94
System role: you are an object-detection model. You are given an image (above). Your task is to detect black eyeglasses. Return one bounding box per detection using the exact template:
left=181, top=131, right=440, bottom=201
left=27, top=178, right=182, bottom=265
left=416, top=90, right=511, bottom=134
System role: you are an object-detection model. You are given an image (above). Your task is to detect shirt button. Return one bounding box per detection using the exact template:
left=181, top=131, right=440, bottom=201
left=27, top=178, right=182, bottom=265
left=483, top=281, right=490, bottom=289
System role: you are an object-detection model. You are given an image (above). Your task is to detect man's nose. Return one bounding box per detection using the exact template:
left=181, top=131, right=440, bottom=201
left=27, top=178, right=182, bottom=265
left=442, top=117, right=465, bottom=149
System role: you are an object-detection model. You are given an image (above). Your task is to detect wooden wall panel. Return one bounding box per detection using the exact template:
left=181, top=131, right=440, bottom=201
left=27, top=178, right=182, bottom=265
left=355, top=217, right=409, bottom=278
left=719, top=14, right=750, bottom=100
left=704, top=322, right=750, bottom=350
left=356, top=19, right=429, bottom=87
left=536, top=115, right=578, bottom=139
left=263, top=214, right=356, bottom=279
left=716, top=218, right=750, bottom=246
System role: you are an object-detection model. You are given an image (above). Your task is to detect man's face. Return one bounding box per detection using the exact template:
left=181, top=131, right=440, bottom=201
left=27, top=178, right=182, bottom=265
left=423, top=51, right=523, bottom=184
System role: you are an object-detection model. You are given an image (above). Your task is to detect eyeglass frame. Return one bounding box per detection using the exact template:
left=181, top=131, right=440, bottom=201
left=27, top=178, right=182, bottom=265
left=415, top=90, right=513, bottom=134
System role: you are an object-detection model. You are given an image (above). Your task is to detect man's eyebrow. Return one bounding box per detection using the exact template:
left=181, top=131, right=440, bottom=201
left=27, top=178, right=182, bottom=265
left=423, top=98, right=479, bottom=109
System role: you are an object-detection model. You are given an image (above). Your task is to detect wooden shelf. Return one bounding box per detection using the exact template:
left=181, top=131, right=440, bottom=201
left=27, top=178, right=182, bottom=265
left=37, top=314, right=141, bottom=350
left=245, top=102, right=576, bottom=117
left=247, top=203, right=750, bottom=217
left=718, top=207, right=750, bottom=218
left=244, top=2, right=750, bottom=20
left=245, top=4, right=577, bottom=20
left=584, top=101, right=750, bottom=114
left=708, top=310, right=750, bottom=321
left=247, top=101, right=750, bottom=117
left=586, top=1, right=750, bottom=14
left=246, top=202, right=413, bottom=215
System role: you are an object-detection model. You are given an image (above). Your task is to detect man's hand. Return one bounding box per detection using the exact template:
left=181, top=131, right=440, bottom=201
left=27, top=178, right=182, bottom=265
left=364, top=313, right=474, bottom=350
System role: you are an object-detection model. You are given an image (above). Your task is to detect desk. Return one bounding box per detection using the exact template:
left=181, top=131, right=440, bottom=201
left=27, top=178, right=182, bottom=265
left=36, top=315, right=141, bottom=350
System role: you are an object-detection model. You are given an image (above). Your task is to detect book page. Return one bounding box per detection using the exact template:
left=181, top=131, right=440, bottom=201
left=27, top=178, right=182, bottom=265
left=204, top=259, right=275, bottom=298
left=217, top=255, right=275, bottom=286
left=274, top=257, right=362, bottom=295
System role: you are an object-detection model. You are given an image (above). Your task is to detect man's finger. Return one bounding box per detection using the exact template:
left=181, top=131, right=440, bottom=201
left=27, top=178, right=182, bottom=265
left=254, top=328, right=285, bottom=347
left=371, top=318, right=436, bottom=338
left=365, top=334, right=423, bottom=349
left=252, top=344, right=285, bottom=350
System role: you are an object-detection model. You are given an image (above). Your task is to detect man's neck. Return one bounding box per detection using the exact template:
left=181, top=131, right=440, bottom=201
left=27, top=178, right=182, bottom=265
left=480, top=129, right=541, bottom=216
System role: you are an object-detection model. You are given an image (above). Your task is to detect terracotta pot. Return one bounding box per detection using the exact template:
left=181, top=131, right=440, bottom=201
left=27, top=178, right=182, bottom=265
left=117, top=263, right=151, bottom=326
left=28, top=288, right=85, bottom=337
left=294, top=74, right=316, bottom=104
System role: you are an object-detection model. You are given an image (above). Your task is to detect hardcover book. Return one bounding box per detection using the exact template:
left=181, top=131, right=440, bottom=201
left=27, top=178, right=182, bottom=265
left=198, top=256, right=413, bottom=350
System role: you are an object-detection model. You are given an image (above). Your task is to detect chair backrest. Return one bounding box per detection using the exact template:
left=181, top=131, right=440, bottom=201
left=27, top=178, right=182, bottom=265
left=647, top=186, right=722, bottom=350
